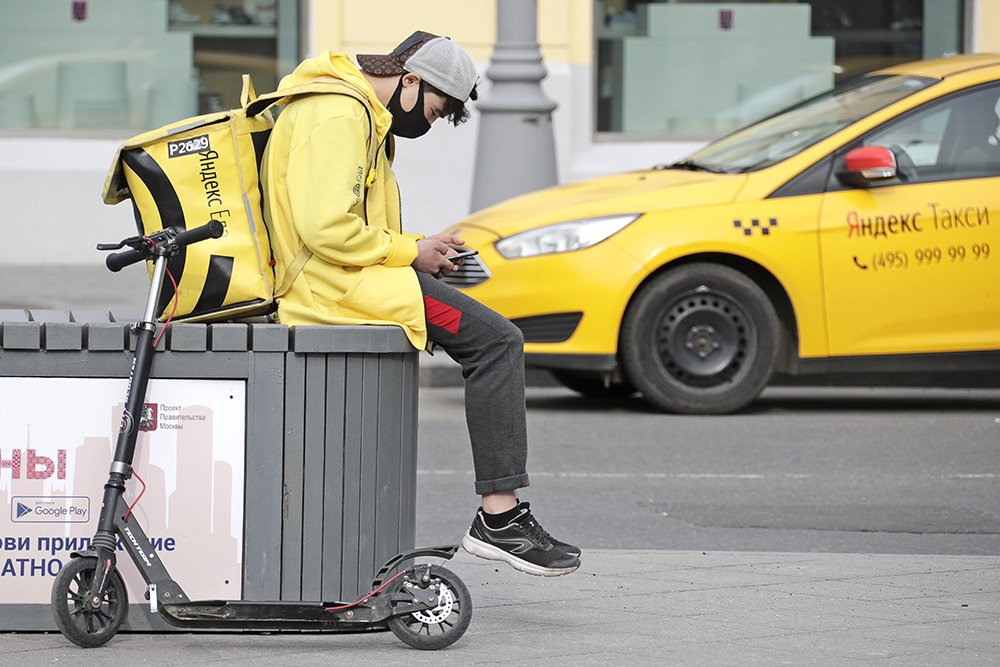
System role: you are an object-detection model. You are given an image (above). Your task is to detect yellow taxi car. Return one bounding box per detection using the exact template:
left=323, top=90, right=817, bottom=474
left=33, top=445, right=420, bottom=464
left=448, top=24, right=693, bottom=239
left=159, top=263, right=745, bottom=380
left=444, top=54, right=1000, bottom=414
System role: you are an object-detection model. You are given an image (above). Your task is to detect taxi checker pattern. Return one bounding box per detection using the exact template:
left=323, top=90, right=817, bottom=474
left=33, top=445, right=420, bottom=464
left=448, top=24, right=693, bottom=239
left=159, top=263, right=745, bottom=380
left=733, top=217, right=778, bottom=236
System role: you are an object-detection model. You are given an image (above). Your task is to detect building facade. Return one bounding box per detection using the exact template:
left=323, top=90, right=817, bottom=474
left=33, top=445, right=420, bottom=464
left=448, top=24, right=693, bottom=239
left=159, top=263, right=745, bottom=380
left=1, top=0, right=997, bottom=264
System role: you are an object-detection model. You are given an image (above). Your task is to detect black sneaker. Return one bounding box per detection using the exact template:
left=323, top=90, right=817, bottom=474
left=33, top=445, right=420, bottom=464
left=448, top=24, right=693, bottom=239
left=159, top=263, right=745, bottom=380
left=551, top=536, right=581, bottom=558
left=462, top=503, right=580, bottom=576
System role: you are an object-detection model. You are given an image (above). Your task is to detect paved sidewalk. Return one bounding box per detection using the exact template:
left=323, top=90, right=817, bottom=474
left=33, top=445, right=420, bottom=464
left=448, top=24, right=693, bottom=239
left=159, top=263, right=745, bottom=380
left=3, top=549, right=998, bottom=665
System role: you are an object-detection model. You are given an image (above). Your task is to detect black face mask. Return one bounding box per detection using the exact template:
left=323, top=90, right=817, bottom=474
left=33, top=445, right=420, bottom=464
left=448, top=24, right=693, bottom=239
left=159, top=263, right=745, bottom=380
left=387, top=77, right=431, bottom=139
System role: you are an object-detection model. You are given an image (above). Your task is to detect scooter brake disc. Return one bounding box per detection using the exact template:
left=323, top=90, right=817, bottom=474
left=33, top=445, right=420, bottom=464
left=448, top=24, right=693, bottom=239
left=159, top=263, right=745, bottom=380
left=410, top=581, right=455, bottom=624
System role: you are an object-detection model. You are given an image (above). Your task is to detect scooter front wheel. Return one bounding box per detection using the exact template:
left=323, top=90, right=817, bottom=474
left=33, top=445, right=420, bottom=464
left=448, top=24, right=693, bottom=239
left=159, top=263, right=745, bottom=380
left=51, top=556, right=129, bottom=648
left=387, top=564, right=472, bottom=650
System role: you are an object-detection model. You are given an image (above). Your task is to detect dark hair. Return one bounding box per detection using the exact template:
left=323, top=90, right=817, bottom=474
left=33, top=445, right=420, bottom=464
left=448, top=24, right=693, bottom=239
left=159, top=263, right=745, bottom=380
left=424, top=81, right=479, bottom=126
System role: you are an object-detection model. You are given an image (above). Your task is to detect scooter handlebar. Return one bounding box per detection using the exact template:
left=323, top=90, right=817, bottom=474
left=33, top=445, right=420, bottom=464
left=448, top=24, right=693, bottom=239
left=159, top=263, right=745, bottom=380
left=104, top=221, right=225, bottom=272
left=174, top=219, right=226, bottom=248
left=106, top=247, right=147, bottom=273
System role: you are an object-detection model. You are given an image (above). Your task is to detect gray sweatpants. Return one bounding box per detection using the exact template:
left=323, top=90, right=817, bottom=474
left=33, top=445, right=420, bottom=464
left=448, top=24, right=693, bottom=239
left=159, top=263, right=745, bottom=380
left=418, top=272, right=530, bottom=495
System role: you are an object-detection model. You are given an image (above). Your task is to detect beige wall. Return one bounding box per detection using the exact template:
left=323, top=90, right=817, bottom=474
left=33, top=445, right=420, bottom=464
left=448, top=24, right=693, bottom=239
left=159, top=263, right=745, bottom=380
left=303, top=0, right=592, bottom=65
left=977, top=0, right=1000, bottom=52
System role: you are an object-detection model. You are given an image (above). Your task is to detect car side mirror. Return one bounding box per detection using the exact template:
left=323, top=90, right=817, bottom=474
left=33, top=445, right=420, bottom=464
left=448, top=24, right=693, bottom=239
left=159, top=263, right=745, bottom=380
left=838, top=145, right=898, bottom=187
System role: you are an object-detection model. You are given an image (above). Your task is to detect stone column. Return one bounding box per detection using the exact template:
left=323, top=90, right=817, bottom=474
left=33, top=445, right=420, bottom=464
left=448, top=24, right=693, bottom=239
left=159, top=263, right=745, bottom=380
left=470, top=0, right=558, bottom=212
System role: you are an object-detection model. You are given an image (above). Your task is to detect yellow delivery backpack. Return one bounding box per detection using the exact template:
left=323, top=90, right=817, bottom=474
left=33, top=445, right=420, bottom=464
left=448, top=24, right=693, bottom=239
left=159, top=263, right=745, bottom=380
left=102, top=75, right=378, bottom=322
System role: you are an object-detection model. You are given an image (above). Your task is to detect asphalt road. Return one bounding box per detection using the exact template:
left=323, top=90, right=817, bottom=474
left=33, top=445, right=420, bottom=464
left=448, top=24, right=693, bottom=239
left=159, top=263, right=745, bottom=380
left=6, top=263, right=999, bottom=556
left=415, top=385, right=1000, bottom=556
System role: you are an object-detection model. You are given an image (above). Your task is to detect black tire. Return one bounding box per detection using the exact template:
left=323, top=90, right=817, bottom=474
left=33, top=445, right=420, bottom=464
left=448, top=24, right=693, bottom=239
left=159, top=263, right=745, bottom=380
left=551, top=370, right=637, bottom=399
left=51, top=556, right=129, bottom=648
left=387, top=565, right=472, bottom=650
left=621, top=263, right=780, bottom=414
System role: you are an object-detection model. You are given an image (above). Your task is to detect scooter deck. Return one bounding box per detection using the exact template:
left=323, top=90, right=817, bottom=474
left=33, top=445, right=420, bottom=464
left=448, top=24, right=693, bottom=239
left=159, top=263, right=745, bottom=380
left=159, top=585, right=439, bottom=630
left=154, top=546, right=460, bottom=630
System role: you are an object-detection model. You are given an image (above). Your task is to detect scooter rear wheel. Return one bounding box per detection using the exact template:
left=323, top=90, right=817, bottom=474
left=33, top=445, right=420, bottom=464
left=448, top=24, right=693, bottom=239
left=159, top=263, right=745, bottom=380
left=51, top=556, right=129, bottom=648
left=387, top=564, right=472, bottom=650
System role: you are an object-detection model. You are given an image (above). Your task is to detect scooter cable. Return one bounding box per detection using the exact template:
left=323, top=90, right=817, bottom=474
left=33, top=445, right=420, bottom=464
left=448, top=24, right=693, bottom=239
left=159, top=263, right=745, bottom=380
left=324, top=570, right=408, bottom=611
left=152, top=267, right=179, bottom=350
left=123, top=467, right=147, bottom=521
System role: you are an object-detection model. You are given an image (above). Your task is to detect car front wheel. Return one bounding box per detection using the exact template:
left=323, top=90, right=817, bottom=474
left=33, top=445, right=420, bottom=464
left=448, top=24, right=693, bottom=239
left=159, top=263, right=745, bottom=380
left=621, top=263, right=780, bottom=414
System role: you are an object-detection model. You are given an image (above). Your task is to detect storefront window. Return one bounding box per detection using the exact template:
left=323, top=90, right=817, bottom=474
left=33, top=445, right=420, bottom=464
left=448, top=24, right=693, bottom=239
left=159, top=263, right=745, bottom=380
left=0, top=0, right=298, bottom=132
left=596, top=0, right=965, bottom=138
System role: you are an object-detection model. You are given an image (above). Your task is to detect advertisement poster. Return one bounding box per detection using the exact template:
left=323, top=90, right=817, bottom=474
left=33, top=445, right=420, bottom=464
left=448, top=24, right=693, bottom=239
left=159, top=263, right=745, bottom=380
left=0, top=377, right=245, bottom=605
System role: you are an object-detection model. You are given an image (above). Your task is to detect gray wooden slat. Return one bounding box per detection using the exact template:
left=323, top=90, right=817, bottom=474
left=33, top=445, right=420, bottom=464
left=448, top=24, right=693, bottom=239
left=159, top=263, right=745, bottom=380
left=42, top=322, right=83, bottom=350
left=167, top=323, right=208, bottom=351
left=400, top=353, right=419, bottom=550
left=248, top=324, right=290, bottom=352
left=0, top=350, right=131, bottom=376
left=341, top=354, right=366, bottom=599
left=0, top=351, right=252, bottom=379
left=0, top=321, right=41, bottom=349
left=375, top=353, right=405, bottom=569
left=321, top=354, right=348, bottom=600
left=280, top=351, right=307, bottom=601
left=300, top=354, right=327, bottom=597
left=85, top=322, right=128, bottom=351
left=209, top=323, right=249, bottom=351
left=358, top=354, right=380, bottom=594
left=292, top=325, right=413, bottom=354
left=243, top=349, right=285, bottom=599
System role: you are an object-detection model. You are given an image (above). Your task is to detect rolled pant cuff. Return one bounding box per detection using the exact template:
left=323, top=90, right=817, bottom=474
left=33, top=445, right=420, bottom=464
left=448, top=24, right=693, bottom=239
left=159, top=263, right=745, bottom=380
left=475, top=473, right=530, bottom=496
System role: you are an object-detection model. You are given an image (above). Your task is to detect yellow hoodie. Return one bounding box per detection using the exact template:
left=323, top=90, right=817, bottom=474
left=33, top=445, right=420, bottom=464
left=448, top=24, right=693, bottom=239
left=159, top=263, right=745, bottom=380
left=261, top=51, right=427, bottom=349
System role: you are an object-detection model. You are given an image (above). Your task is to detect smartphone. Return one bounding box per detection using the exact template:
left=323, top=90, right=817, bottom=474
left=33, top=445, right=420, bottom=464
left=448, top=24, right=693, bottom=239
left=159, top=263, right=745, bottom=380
left=448, top=248, right=479, bottom=261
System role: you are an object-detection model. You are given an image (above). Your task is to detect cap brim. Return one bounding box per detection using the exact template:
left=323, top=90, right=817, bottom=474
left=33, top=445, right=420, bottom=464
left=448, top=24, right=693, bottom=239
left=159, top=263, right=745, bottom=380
left=356, top=53, right=405, bottom=77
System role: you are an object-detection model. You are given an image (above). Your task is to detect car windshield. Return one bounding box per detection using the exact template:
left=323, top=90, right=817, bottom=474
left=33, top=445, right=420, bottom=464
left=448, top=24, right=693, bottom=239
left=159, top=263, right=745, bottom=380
left=672, top=74, right=937, bottom=173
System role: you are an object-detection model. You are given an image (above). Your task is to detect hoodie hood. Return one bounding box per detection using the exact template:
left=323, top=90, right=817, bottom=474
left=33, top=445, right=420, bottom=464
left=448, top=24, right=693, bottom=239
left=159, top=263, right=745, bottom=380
left=277, top=51, right=393, bottom=138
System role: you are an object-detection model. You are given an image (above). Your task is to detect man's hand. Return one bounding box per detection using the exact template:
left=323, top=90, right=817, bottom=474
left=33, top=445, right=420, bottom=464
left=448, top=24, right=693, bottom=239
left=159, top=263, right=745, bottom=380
left=412, top=234, right=466, bottom=279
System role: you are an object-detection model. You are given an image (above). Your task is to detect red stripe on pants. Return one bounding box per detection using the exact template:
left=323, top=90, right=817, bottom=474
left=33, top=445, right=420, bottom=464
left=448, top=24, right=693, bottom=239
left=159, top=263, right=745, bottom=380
left=424, top=295, right=463, bottom=335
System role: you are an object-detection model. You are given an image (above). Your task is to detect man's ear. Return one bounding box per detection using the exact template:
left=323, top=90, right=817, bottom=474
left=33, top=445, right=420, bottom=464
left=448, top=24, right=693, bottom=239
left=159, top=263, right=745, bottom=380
left=401, top=72, right=422, bottom=88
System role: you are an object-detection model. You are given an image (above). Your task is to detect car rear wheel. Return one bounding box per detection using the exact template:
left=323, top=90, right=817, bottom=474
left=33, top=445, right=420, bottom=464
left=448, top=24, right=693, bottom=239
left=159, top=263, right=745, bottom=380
left=621, top=263, right=780, bottom=414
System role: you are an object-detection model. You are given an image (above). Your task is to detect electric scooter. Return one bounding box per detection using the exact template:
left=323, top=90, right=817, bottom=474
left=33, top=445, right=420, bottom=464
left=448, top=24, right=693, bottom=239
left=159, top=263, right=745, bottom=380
left=50, top=221, right=472, bottom=650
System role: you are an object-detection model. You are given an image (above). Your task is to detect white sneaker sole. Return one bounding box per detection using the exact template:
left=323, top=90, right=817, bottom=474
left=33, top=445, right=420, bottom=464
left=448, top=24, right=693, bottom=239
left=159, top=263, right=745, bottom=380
left=461, top=533, right=580, bottom=577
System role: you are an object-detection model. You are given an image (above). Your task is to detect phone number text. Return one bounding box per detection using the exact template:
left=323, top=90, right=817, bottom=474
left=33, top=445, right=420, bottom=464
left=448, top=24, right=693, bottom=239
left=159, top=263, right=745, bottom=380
left=867, top=243, right=991, bottom=271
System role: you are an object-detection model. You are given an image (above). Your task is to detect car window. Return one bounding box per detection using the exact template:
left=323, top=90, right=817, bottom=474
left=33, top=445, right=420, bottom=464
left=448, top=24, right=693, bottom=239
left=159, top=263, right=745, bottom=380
left=863, top=83, right=1000, bottom=183
left=675, top=75, right=936, bottom=173
left=866, top=107, right=950, bottom=168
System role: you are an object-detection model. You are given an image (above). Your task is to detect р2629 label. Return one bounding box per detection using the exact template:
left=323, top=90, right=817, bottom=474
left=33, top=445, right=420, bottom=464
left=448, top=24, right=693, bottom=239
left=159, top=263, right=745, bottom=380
left=167, top=134, right=211, bottom=158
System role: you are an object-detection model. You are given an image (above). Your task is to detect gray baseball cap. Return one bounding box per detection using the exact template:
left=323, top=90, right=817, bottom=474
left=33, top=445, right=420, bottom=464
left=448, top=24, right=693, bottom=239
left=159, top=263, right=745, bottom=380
left=357, top=30, right=479, bottom=102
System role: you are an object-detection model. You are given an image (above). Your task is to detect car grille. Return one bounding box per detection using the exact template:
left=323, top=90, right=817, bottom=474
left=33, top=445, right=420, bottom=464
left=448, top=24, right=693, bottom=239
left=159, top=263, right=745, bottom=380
left=510, top=312, right=583, bottom=343
left=442, top=255, right=491, bottom=287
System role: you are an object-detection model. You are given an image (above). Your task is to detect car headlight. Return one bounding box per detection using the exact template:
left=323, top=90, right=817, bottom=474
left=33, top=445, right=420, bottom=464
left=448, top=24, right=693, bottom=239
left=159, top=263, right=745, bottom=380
left=494, top=214, right=641, bottom=259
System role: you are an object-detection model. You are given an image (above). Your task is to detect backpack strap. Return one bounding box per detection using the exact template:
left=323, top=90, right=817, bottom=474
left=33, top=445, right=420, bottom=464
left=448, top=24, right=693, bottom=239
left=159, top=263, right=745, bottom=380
left=246, top=77, right=379, bottom=177
left=254, top=78, right=381, bottom=298
left=240, top=74, right=259, bottom=108
left=245, top=77, right=372, bottom=120
left=274, top=246, right=312, bottom=299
